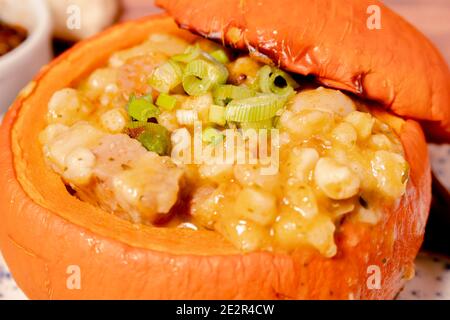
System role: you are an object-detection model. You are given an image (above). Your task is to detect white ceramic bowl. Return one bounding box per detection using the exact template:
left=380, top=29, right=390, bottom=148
left=0, top=0, right=52, bottom=112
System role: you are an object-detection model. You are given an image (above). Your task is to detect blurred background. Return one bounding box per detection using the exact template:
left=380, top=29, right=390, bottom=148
left=0, top=0, right=449, bottom=300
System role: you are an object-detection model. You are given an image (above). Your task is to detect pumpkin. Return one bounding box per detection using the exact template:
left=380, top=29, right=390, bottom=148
left=157, top=0, right=450, bottom=142
left=0, top=0, right=448, bottom=299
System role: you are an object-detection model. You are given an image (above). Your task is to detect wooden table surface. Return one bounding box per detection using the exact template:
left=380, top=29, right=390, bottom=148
left=121, top=0, right=450, bottom=64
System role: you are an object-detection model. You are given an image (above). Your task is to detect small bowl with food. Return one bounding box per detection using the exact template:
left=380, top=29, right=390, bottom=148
left=0, top=0, right=52, bottom=112
left=0, top=0, right=448, bottom=300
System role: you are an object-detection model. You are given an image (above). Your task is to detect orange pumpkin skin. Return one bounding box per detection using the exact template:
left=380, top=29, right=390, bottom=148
left=0, top=15, right=431, bottom=300
left=157, top=0, right=450, bottom=142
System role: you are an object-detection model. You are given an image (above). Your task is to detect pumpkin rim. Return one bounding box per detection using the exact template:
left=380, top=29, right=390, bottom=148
left=0, top=14, right=431, bottom=299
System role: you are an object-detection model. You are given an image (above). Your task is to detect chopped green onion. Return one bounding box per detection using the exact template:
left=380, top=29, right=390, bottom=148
left=273, top=116, right=281, bottom=129
left=149, top=60, right=183, bottom=93
left=209, top=104, right=226, bottom=126
left=212, top=84, right=256, bottom=106
left=127, top=95, right=160, bottom=121
left=210, top=49, right=230, bottom=64
left=202, top=127, right=224, bottom=145
left=257, top=65, right=273, bottom=93
left=176, top=109, right=198, bottom=126
left=136, top=123, right=171, bottom=156
left=225, top=94, right=287, bottom=122
left=156, top=93, right=177, bottom=111
left=239, top=119, right=274, bottom=130
left=269, top=69, right=299, bottom=94
left=182, top=59, right=228, bottom=96
left=256, top=65, right=300, bottom=95
left=172, top=44, right=201, bottom=63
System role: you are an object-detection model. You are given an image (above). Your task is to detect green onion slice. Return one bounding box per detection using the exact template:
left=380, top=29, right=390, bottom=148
left=156, top=93, right=177, bottom=111
left=273, top=116, right=281, bottom=129
left=257, top=65, right=273, bottom=93
left=127, top=95, right=160, bottom=121
left=212, top=84, right=256, bottom=106
left=182, top=59, right=229, bottom=96
left=269, top=69, right=300, bottom=94
left=239, top=119, right=274, bottom=130
left=132, top=123, right=171, bottom=156
left=203, top=127, right=224, bottom=145
left=210, top=49, right=230, bottom=64
left=225, top=94, right=287, bottom=122
left=171, top=44, right=201, bottom=63
left=208, top=104, right=226, bottom=126
left=149, top=60, right=183, bottom=93
left=256, top=65, right=300, bottom=95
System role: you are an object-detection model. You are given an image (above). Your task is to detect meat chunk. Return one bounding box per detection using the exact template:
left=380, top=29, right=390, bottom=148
left=83, top=134, right=184, bottom=223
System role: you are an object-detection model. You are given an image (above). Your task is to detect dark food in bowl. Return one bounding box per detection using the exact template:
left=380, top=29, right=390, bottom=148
left=0, top=20, right=27, bottom=57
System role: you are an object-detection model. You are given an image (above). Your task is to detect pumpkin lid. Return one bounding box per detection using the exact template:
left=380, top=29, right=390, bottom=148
left=156, top=0, right=450, bottom=142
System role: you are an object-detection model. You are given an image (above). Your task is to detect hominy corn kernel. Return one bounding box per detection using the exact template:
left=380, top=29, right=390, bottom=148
left=157, top=111, right=180, bottom=131
left=369, top=134, right=393, bottom=150
left=219, top=217, right=269, bottom=252
left=63, top=147, right=96, bottom=185
left=370, top=150, right=408, bottom=198
left=281, top=109, right=334, bottom=141
left=233, top=164, right=280, bottom=192
left=290, top=87, right=356, bottom=116
left=39, top=123, right=69, bottom=145
left=47, top=88, right=93, bottom=125
left=235, top=187, right=277, bottom=226
left=344, top=111, right=374, bottom=140
left=84, top=68, right=118, bottom=100
left=199, top=163, right=234, bottom=183
left=189, top=186, right=219, bottom=228
left=285, top=184, right=319, bottom=219
left=327, top=198, right=356, bottom=217
left=227, top=56, right=262, bottom=85
left=147, top=33, right=190, bottom=56
left=306, top=215, right=337, bottom=257
left=45, top=122, right=104, bottom=172
left=181, top=93, right=213, bottom=122
left=273, top=209, right=308, bottom=250
left=100, top=108, right=128, bottom=133
left=332, top=122, right=358, bottom=146
left=353, top=205, right=381, bottom=225
left=176, top=109, right=199, bottom=126
left=109, top=43, right=161, bottom=68
left=287, top=147, right=319, bottom=183
left=314, top=157, right=360, bottom=200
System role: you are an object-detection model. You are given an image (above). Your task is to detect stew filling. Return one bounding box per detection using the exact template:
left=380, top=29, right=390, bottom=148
left=40, top=33, right=409, bottom=257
